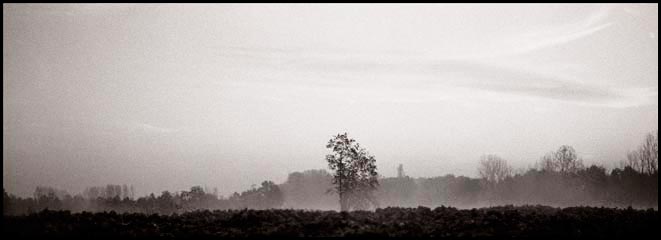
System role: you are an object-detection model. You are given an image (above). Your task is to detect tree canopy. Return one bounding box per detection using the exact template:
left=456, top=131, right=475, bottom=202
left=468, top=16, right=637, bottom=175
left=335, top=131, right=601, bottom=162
left=325, top=133, right=379, bottom=211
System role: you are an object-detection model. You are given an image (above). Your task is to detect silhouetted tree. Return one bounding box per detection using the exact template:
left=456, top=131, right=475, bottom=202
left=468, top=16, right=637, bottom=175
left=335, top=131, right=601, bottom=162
left=325, top=133, right=379, bottom=211
left=257, top=181, right=284, bottom=209
left=231, top=181, right=284, bottom=209
left=623, top=131, right=658, bottom=175
left=540, top=145, right=584, bottom=173
left=478, top=154, right=512, bottom=184
left=627, top=150, right=643, bottom=173
left=640, top=131, right=658, bottom=175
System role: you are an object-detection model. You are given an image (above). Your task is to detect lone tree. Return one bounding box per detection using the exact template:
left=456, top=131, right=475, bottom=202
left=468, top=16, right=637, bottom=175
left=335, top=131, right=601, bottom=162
left=325, top=132, right=379, bottom=211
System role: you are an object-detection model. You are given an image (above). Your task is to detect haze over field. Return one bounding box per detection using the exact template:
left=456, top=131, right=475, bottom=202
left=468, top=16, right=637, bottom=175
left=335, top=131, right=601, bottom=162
left=3, top=4, right=658, bottom=198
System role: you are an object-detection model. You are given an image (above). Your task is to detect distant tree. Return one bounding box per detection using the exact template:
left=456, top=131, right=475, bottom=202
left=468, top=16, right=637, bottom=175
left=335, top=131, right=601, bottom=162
left=182, top=186, right=206, bottom=202
left=155, top=191, right=176, bottom=214
left=33, top=187, right=62, bottom=211
left=580, top=165, right=608, bottom=195
left=624, top=131, right=658, bottom=175
left=540, top=145, right=583, bottom=173
left=122, top=185, right=129, bottom=200
left=280, top=169, right=336, bottom=209
left=325, top=133, right=379, bottom=211
left=257, top=181, right=284, bottom=209
left=477, top=154, right=512, bottom=184
left=376, top=176, right=417, bottom=207
left=639, top=131, right=658, bottom=175
left=83, top=186, right=100, bottom=200
left=233, top=181, right=284, bottom=209
left=555, top=145, right=582, bottom=173
left=626, top=150, right=643, bottom=173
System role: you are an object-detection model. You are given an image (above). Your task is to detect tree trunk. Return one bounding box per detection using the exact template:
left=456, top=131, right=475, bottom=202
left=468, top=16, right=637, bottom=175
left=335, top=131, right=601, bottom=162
left=339, top=193, right=349, bottom=212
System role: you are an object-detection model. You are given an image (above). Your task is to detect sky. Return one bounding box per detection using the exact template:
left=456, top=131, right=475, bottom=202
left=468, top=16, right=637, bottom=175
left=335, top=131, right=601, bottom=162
left=3, top=4, right=658, bottom=198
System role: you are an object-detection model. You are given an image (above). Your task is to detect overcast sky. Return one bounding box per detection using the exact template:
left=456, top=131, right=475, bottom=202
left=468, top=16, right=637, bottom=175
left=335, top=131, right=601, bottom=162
left=3, top=4, right=658, bottom=197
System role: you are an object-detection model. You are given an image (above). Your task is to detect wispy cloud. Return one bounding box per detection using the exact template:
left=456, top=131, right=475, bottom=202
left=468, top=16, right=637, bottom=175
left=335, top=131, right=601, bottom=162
left=204, top=4, right=655, bottom=109
left=214, top=46, right=656, bottom=108
left=425, top=60, right=645, bottom=106
left=513, top=22, right=614, bottom=55
left=438, top=61, right=655, bottom=108
left=487, top=5, right=616, bottom=58
left=283, top=55, right=657, bottom=107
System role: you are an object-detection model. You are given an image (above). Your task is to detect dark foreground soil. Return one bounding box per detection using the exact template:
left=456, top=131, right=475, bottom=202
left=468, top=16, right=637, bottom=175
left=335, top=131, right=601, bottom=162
left=3, top=205, right=658, bottom=237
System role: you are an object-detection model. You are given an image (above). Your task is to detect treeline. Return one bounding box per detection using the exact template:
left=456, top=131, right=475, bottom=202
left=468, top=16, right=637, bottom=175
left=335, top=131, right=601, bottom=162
left=4, top=132, right=657, bottom=214
left=3, top=181, right=283, bottom=216
left=283, top=131, right=657, bottom=209
left=279, top=166, right=657, bottom=210
left=3, top=165, right=656, bottom=215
